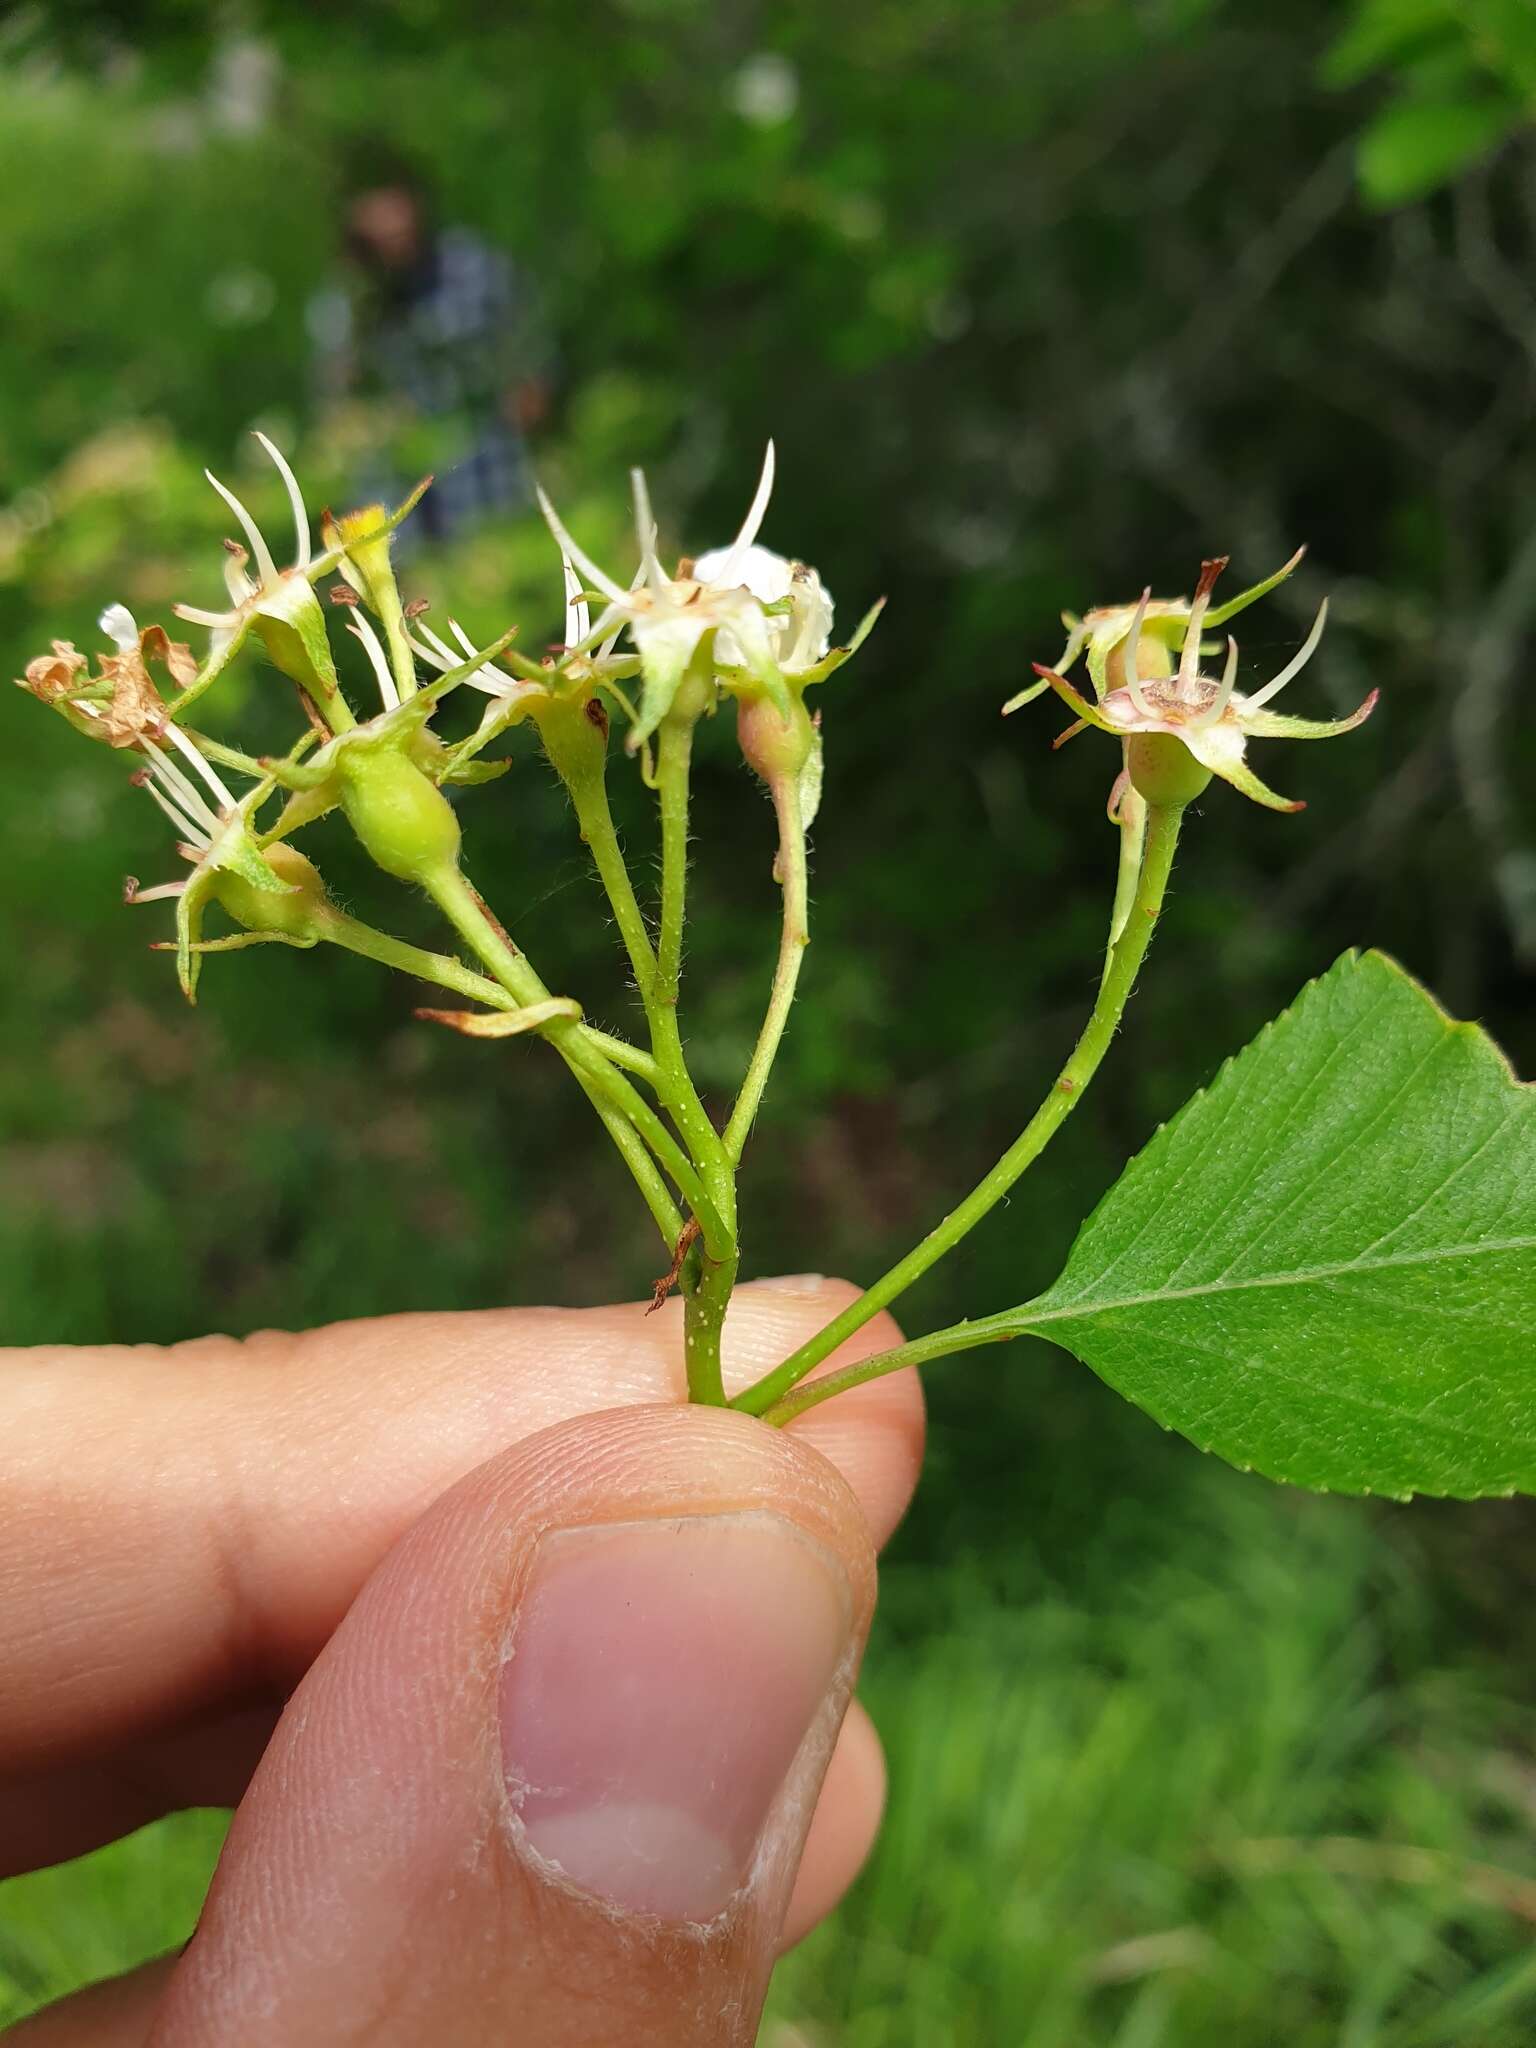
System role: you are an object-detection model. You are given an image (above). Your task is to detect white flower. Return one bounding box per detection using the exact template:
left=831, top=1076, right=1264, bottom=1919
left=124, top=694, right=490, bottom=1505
left=690, top=539, right=835, bottom=675
left=1027, top=555, right=1378, bottom=812
left=536, top=443, right=817, bottom=743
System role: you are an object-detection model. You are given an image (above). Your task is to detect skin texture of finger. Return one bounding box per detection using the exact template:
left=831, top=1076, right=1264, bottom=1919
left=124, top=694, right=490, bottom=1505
left=148, top=1406, right=876, bottom=2048
left=6, top=1700, right=886, bottom=2044
left=780, top=1697, right=886, bottom=1949
left=0, top=1277, right=920, bottom=1779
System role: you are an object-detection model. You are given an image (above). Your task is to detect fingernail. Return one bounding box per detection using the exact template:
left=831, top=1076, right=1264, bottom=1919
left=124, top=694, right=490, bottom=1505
left=499, top=1512, right=852, bottom=1922
left=755, top=1272, right=827, bottom=1294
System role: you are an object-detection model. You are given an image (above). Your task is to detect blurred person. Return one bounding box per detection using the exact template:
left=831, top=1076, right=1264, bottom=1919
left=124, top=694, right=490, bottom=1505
left=310, top=152, right=552, bottom=540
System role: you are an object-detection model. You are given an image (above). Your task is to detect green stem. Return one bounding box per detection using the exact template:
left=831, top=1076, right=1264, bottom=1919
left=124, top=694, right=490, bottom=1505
left=566, top=759, right=659, bottom=1001
left=724, top=773, right=808, bottom=1163
left=761, top=1314, right=1021, bottom=1426
left=733, top=799, right=1186, bottom=1418
left=316, top=908, right=520, bottom=1008
left=423, top=862, right=730, bottom=1257
left=582, top=1027, right=661, bottom=1086
left=650, top=711, right=739, bottom=1406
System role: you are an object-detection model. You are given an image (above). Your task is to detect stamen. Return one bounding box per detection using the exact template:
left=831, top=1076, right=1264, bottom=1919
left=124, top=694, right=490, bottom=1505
left=1244, top=597, right=1329, bottom=710
left=173, top=603, right=242, bottom=629
left=1121, top=589, right=1154, bottom=715
left=141, top=738, right=222, bottom=833
left=346, top=613, right=400, bottom=711
left=124, top=877, right=187, bottom=905
left=1178, top=556, right=1229, bottom=692
left=253, top=432, right=312, bottom=571
left=534, top=486, right=628, bottom=605
left=732, top=440, right=777, bottom=553
left=138, top=771, right=212, bottom=849
left=204, top=469, right=279, bottom=587
left=561, top=551, right=591, bottom=646
left=1191, top=636, right=1240, bottom=730
left=159, top=721, right=238, bottom=811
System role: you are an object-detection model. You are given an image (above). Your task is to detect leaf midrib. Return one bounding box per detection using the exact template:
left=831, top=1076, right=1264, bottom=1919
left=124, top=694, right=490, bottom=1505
left=1025, top=1233, right=1536, bottom=1326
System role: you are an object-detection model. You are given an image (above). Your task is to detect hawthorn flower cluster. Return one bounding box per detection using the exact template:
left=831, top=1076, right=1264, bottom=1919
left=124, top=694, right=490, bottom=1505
left=14, top=434, right=860, bottom=1001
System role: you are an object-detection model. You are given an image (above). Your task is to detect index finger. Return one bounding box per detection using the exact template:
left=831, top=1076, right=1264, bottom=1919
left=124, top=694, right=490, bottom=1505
left=0, top=1276, right=920, bottom=1770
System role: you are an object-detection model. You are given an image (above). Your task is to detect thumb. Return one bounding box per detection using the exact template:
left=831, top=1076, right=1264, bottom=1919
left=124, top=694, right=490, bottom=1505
left=149, top=1405, right=875, bottom=2048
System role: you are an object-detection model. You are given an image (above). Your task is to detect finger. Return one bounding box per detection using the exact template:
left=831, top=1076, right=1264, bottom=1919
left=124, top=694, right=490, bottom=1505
left=2, top=1701, right=884, bottom=1983
left=1, top=1276, right=921, bottom=1782
left=150, top=1405, right=875, bottom=2047
left=780, top=1696, right=885, bottom=1948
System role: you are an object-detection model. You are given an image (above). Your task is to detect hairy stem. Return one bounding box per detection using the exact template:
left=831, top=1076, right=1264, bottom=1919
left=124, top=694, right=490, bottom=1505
left=761, top=1314, right=1021, bottom=1425
left=724, top=774, right=808, bottom=1163
left=733, top=799, right=1186, bottom=1417
left=650, top=711, right=739, bottom=1405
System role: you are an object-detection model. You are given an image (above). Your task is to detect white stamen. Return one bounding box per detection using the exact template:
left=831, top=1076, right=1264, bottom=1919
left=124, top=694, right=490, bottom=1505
left=535, top=486, right=628, bottom=604
left=561, top=551, right=590, bottom=646
left=253, top=432, right=311, bottom=572
left=409, top=621, right=507, bottom=700
left=98, top=603, right=140, bottom=652
left=140, top=739, right=214, bottom=825
left=1121, top=589, right=1154, bottom=715
left=1244, top=598, right=1329, bottom=711
left=174, top=602, right=241, bottom=630
left=204, top=469, right=278, bottom=587
left=125, top=878, right=188, bottom=905
left=346, top=614, right=400, bottom=711
left=159, top=721, right=238, bottom=810
left=731, top=441, right=777, bottom=553
left=1192, top=636, right=1241, bottom=730
left=139, top=771, right=212, bottom=849
left=630, top=468, right=667, bottom=593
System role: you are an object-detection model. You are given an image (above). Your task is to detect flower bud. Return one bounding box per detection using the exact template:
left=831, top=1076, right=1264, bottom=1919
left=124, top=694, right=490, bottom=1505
left=738, top=692, right=814, bottom=784
left=338, top=749, right=462, bottom=882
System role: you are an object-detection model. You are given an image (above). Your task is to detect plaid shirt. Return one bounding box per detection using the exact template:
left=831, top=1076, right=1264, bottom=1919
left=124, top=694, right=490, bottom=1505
left=311, top=228, right=549, bottom=539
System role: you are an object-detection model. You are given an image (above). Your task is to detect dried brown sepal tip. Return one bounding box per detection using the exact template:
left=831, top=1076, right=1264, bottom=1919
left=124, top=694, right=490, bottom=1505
left=648, top=1216, right=703, bottom=1315
left=413, top=996, right=583, bottom=1039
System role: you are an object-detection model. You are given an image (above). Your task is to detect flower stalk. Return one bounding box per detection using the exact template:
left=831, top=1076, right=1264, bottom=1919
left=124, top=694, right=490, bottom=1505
left=732, top=798, right=1187, bottom=1419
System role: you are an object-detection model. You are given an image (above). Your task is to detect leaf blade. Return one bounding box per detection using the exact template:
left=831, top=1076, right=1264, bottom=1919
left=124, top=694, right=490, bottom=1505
left=1009, top=952, right=1536, bottom=1499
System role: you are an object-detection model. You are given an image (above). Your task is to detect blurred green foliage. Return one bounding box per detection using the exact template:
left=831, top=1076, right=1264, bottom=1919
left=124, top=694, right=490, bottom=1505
left=1326, top=0, right=1536, bottom=206
left=3, top=1, right=1536, bottom=2038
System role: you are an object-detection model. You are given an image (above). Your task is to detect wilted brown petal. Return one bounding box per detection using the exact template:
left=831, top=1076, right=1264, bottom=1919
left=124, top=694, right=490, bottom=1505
left=18, top=641, right=88, bottom=700
left=96, top=651, right=168, bottom=748
left=138, top=623, right=200, bottom=688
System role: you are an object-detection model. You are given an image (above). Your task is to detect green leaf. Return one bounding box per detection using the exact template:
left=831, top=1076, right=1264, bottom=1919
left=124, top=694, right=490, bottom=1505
left=1356, top=92, right=1521, bottom=207
left=1009, top=952, right=1535, bottom=1500
left=1321, top=0, right=1461, bottom=91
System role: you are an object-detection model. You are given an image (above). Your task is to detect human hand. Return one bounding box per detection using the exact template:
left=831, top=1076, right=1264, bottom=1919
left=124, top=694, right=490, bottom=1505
left=2, top=1277, right=922, bottom=2045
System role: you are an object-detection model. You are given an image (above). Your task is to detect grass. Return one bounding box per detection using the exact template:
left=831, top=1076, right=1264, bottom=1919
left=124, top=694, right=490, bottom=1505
left=6, top=1411, right=1536, bottom=2044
